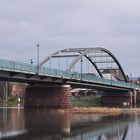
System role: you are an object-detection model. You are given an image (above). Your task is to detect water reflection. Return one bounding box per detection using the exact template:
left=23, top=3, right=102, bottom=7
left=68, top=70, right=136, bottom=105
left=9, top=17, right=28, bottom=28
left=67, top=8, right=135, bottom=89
left=0, top=107, right=140, bottom=140
left=71, top=114, right=129, bottom=140
left=24, top=109, right=71, bottom=135
left=0, top=107, right=26, bottom=139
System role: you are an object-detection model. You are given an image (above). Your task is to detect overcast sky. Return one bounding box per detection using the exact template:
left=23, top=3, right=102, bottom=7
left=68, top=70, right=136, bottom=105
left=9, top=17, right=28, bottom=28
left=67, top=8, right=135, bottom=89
left=0, top=0, right=140, bottom=76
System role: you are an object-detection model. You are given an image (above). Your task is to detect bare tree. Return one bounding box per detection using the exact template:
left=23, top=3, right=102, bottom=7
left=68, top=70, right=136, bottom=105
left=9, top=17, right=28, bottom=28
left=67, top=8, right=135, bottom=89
left=0, top=81, right=12, bottom=101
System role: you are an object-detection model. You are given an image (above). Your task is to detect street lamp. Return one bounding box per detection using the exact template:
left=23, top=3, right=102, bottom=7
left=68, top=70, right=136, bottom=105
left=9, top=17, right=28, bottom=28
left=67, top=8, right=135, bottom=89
left=130, top=73, right=133, bottom=107
left=81, top=58, right=83, bottom=80
left=37, top=44, right=40, bottom=74
left=130, top=73, right=132, bottom=88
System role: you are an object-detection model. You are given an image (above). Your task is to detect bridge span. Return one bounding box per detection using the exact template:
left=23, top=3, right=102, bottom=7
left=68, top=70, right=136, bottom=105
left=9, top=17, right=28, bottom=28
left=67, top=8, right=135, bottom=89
left=0, top=47, right=139, bottom=107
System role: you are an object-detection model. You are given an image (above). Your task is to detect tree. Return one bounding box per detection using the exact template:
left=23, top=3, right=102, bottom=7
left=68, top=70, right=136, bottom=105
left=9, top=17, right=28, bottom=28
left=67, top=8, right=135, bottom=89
left=0, top=81, right=12, bottom=101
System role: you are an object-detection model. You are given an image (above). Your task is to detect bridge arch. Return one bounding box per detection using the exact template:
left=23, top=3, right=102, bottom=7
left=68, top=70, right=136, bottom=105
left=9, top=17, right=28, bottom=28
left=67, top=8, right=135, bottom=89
left=39, top=47, right=128, bottom=82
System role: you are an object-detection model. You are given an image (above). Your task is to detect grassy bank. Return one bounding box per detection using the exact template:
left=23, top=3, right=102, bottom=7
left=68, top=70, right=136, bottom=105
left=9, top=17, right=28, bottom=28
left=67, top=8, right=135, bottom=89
left=72, top=98, right=102, bottom=107
left=0, top=97, right=23, bottom=105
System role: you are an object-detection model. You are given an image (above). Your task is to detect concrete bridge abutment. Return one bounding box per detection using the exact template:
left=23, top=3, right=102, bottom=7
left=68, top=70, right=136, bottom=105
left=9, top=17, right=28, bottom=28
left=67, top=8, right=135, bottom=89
left=24, top=84, right=72, bottom=108
left=102, top=90, right=137, bottom=107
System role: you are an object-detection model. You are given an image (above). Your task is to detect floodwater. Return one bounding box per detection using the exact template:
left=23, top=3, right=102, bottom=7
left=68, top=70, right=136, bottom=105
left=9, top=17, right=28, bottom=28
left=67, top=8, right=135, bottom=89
left=0, top=106, right=140, bottom=140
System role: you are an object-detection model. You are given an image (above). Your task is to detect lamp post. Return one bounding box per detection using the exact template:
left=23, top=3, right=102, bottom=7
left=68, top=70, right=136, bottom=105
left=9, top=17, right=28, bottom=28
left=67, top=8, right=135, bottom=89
left=81, top=58, right=83, bottom=80
left=37, top=44, right=40, bottom=74
left=130, top=73, right=132, bottom=88
left=130, top=73, right=133, bottom=107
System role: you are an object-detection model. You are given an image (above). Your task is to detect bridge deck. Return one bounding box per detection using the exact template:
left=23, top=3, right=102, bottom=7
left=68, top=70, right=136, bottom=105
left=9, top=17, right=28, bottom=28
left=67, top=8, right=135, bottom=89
left=0, top=59, right=140, bottom=91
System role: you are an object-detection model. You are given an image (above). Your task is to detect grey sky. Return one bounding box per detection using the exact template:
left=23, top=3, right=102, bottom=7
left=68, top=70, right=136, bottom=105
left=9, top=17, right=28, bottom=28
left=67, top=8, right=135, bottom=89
left=0, top=0, right=140, bottom=76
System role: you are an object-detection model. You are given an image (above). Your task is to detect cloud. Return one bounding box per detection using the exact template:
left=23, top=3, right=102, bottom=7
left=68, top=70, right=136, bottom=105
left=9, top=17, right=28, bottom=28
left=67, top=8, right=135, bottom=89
left=0, top=0, right=140, bottom=75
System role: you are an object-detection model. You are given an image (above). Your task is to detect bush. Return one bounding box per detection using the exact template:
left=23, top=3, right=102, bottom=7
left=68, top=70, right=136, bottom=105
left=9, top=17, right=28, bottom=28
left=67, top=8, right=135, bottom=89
left=8, top=96, right=18, bottom=103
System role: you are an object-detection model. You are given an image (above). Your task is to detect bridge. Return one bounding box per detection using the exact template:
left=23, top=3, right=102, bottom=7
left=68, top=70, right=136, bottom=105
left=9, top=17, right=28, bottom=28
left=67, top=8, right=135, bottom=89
left=0, top=47, right=139, bottom=107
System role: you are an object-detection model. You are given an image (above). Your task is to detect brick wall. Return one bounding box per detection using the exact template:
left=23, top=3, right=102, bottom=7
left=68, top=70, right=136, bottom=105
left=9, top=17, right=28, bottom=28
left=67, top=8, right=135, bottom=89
left=24, top=85, right=72, bottom=108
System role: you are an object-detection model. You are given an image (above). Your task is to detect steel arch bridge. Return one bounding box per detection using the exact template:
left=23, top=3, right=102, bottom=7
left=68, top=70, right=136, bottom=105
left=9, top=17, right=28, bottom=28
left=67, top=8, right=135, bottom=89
left=39, top=47, right=128, bottom=82
left=0, top=47, right=139, bottom=91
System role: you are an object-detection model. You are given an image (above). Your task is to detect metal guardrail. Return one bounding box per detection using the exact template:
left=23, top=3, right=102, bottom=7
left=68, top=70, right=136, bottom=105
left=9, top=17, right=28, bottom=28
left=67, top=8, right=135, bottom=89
left=0, top=59, right=140, bottom=90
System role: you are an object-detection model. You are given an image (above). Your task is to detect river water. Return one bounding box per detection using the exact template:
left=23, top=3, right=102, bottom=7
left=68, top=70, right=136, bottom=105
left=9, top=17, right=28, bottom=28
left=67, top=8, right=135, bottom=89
left=0, top=106, right=140, bottom=140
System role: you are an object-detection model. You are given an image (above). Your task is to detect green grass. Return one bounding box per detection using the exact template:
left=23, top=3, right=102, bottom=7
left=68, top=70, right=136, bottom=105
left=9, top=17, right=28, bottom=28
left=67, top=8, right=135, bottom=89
left=0, top=100, right=3, bottom=103
left=72, top=98, right=102, bottom=107
left=0, top=97, right=24, bottom=105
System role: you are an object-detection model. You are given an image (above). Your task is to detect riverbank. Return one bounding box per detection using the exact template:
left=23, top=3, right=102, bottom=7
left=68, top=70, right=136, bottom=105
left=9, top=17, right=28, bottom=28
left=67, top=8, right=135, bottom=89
left=73, top=107, right=140, bottom=115
left=73, top=107, right=122, bottom=115
left=122, top=108, right=140, bottom=114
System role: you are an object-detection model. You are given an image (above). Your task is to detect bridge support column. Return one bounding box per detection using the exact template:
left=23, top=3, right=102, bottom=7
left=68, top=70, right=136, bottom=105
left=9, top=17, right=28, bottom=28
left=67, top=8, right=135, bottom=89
left=24, top=85, right=72, bottom=108
left=133, top=90, right=137, bottom=108
left=102, top=91, right=137, bottom=107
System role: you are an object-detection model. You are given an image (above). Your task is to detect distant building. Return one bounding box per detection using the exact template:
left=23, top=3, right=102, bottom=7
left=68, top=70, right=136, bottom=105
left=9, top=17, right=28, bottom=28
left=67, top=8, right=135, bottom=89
left=135, top=77, right=140, bottom=85
left=101, top=68, right=126, bottom=81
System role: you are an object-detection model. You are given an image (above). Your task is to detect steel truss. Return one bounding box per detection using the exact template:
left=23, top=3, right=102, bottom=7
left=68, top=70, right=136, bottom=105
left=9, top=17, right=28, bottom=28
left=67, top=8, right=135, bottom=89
left=39, top=47, right=128, bottom=82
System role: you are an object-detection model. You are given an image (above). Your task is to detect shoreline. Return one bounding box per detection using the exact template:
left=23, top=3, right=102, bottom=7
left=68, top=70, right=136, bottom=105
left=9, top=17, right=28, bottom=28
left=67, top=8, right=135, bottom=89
left=1, top=105, right=140, bottom=115
left=73, top=107, right=140, bottom=115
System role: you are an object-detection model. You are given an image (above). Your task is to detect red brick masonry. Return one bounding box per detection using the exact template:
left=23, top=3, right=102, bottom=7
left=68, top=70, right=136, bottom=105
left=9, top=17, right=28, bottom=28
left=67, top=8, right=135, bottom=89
left=102, top=93, right=136, bottom=107
left=24, top=85, right=72, bottom=108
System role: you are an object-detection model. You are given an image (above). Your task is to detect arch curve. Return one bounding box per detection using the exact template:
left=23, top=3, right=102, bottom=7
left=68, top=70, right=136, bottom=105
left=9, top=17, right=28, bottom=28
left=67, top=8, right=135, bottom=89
left=39, top=47, right=128, bottom=82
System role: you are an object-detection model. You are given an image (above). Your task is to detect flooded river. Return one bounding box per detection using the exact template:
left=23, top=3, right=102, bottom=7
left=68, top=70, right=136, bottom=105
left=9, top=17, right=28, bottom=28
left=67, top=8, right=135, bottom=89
left=0, top=106, right=140, bottom=140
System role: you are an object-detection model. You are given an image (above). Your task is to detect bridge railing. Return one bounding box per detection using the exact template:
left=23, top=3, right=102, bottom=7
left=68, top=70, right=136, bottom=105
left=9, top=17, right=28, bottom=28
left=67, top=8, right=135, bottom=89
left=40, top=67, right=137, bottom=89
left=0, top=59, right=37, bottom=73
left=40, top=67, right=140, bottom=90
left=0, top=58, right=140, bottom=90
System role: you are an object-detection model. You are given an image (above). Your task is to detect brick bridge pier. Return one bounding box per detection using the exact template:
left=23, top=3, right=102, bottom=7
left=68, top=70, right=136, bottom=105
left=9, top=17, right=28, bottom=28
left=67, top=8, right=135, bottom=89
left=102, top=90, right=137, bottom=107
left=24, top=84, right=137, bottom=108
left=24, top=84, right=72, bottom=108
